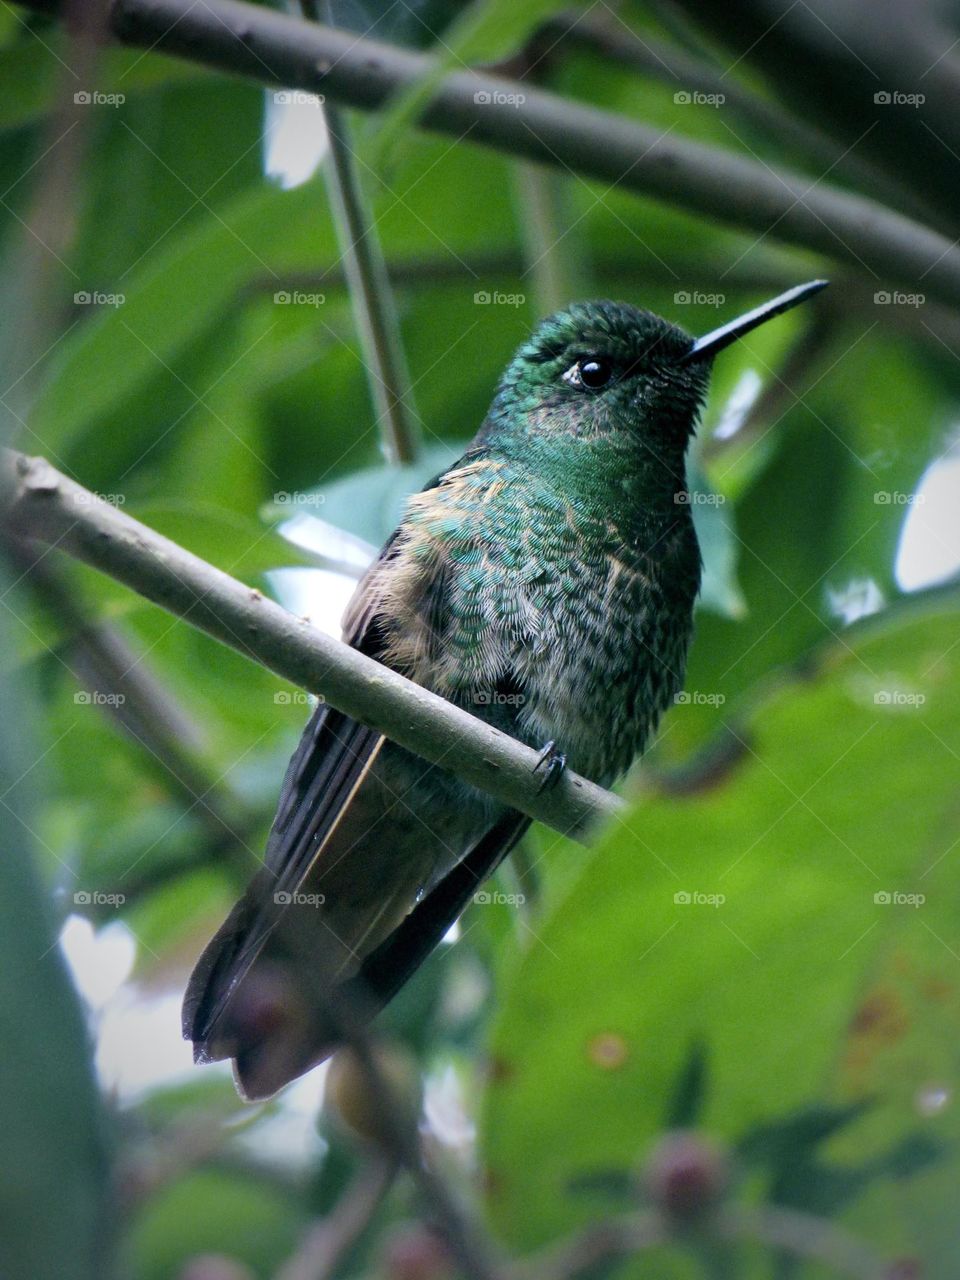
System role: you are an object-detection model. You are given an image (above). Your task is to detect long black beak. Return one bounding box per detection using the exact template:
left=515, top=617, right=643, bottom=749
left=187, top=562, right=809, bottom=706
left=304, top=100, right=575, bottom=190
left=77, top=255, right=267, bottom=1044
left=680, top=279, right=829, bottom=364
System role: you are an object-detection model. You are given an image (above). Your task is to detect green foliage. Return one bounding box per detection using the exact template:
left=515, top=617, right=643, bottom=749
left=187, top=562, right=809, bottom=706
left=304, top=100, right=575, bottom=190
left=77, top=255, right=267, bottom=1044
left=482, top=599, right=960, bottom=1266
left=2, top=4, right=958, bottom=1278
left=0, top=582, right=111, bottom=1280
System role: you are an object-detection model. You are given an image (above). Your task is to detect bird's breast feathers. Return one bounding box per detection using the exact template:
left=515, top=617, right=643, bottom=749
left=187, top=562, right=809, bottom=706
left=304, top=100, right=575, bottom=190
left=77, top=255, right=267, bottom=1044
left=343, top=455, right=697, bottom=781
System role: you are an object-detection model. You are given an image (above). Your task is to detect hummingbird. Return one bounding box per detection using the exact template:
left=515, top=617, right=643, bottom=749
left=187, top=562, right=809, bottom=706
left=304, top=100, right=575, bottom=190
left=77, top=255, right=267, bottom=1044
left=184, top=280, right=828, bottom=1098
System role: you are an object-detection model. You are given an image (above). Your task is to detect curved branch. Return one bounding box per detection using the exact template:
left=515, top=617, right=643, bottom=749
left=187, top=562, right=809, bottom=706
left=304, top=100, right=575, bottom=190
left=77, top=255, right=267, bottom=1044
left=15, top=0, right=960, bottom=307
left=1, top=448, right=622, bottom=840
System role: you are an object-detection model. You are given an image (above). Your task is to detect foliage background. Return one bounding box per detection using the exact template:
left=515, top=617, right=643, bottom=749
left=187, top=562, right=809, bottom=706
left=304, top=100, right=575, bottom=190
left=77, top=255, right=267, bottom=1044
left=1, top=0, right=959, bottom=1276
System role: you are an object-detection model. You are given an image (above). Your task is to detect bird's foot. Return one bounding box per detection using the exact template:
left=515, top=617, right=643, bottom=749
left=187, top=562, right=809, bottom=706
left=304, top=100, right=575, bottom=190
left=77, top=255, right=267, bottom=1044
left=533, top=740, right=566, bottom=793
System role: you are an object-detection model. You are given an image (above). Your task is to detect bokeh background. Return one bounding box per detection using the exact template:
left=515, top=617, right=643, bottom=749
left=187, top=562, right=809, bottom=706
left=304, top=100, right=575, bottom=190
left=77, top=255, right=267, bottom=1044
left=2, top=0, right=960, bottom=1276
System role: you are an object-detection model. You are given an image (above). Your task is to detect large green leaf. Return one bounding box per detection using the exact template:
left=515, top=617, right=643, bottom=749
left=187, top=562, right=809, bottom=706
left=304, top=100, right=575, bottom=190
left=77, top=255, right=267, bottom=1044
left=482, top=591, right=960, bottom=1272
left=29, top=177, right=332, bottom=453
left=0, top=45, right=201, bottom=134
left=0, top=572, right=111, bottom=1280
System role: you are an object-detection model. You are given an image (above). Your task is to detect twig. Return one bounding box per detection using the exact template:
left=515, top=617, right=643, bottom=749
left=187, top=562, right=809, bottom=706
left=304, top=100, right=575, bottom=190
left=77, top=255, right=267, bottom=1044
left=274, top=1157, right=395, bottom=1280
left=508, top=1214, right=665, bottom=1280
left=258, top=254, right=797, bottom=297
left=319, top=1034, right=501, bottom=1280
left=321, top=101, right=421, bottom=464
left=510, top=1204, right=892, bottom=1280
left=15, top=0, right=960, bottom=309
left=513, top=164, right=589, bottom=317
left=541, top=11, right=944, bottom=234
left=0, top=0, right=108, bottom=441
left=1, top=448, right=621, bottom=838
left=670, top=0, right=960, bottom=233
left=8, top=543, right=238, bottom=824
left=720, top=1204, right=891, bottom=1280
left=299, top=0, right=421, bottom=465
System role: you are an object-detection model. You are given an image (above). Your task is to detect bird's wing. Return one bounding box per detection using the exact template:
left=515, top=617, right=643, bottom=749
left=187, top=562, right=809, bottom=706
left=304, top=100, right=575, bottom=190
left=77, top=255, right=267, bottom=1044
left=184, top=448, right=530, bottom=1097
left=182, top=512, right=412, bottom=1065
left=343, top=807, right=531, bottom=1014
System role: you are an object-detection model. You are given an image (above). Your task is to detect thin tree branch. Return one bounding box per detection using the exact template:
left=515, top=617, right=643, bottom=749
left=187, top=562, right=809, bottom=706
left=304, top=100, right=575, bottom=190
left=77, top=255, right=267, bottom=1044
left=513, top=163, right=590, bottom=317
left=327, top=1039, right=500, bottom=1280
left=1, top=448, right=622, bottom=839
left=540, top=10, right=945, bottom=234
left=8, top=542, right=243, bottom=830
left=671, top=0, right=960, bottom=233
left=299, top=0, right=421, bottom=465
left=319, top=98, right=422, bottom=465
left=16, top=0, right=960, bottom=311
left=274, top=1157, right=395, bottom=1280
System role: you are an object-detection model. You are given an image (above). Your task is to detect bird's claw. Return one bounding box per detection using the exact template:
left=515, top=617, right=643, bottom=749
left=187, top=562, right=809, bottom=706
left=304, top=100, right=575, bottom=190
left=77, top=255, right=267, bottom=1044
left=533, top=740, right=566, bottom=793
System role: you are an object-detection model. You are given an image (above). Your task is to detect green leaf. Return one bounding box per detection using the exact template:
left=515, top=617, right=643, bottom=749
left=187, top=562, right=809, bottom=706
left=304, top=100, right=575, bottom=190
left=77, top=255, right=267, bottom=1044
left=481, top=592, right=960, bottom=1267
left=0, top=574, right=111, bottom=1280
left=121, top=1167, right=306, bottom=1280
left=312, top=440, right=463, bottom=544
left=31, top=177, right=331, bottom=451
left=0, top=45, right=201, bottom=134
left=370, top=0, right=579, bottom=174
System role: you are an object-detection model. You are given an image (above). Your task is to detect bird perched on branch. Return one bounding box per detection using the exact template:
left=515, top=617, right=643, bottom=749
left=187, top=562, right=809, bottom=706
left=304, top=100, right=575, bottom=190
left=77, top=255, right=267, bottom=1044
left=185, top=280, right=827, bottom=1098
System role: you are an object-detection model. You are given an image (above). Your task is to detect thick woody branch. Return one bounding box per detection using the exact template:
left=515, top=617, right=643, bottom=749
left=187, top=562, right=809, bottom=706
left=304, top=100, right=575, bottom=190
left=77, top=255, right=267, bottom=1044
left=14, top=0, right=960, bottom=311
left=1, top=449, right=622, bottom=840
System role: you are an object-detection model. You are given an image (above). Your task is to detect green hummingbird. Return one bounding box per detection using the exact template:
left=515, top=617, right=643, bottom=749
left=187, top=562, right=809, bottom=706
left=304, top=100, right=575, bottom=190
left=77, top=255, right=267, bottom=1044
left=184, top=280, right=827, bottom=1098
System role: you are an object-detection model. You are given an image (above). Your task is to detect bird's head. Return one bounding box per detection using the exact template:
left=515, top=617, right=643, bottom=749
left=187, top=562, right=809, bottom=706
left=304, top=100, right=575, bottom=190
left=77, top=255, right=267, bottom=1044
left=481, top=283, right=828, bottom=476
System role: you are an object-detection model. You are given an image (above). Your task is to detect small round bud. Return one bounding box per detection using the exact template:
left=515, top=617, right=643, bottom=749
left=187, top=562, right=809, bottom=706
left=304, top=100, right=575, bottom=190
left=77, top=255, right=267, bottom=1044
left=381, top=1224, right=452, bottom=1280
left=324, top=1043, right=422, bottom=1149
left=643, top=1131, right=728, bottom=1220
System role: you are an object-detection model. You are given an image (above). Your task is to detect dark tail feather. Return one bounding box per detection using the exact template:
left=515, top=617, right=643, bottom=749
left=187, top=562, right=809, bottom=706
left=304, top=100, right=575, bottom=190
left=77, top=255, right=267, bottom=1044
left=194, top=809, right=530, bottom=1100
left=348, top=808, right=530, bottom=1012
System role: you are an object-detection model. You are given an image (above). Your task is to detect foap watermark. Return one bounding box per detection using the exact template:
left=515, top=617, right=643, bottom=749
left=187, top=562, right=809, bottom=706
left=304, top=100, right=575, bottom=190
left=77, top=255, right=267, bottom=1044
left=274, top=290, right=325, bottom=307
left=273, top=490, right=325, bottom=507
left=74, top=889, right=125, bottom=907
left=674, top=690, right=726, bottom=707
left=874, top=890, right=925, bottom=908
left=674, top=290, right=726, bottom=308
left=274, top=690, right=322, bottom=706
left=74, top=290, right=125, bottom=308
left=74, top=690, right=126, bottom=707
left=674, top=890, right=726, bottom=907
left=874, top=291, right=924, bottom=308
left=474, top=889, right=526, bottom=906
left=74, top=90, right=125, bottom=107
left=675, top=489, right=726, bottom=505
left=273, top=90, right=325, bottom=107
left=274, top=890, right=326, bottom=907
left=874, top=90, right=925, bottom=108
left=474, top=690, right=525, bottom=707
left=474, top=89, right=526, bottom=107
left=75, top=490, right=126, bottom=507
left=474, top=290, right=525, bottom=308
left=874, top=490, right=924, bottom=505
left=674, top=90, right=725, bottom=108
left=873, top=689, right=926, bottom=708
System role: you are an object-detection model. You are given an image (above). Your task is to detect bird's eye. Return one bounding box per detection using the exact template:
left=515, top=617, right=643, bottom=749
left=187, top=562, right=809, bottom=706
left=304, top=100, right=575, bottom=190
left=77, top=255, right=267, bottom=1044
left=562, top=357, right=613, bottom=391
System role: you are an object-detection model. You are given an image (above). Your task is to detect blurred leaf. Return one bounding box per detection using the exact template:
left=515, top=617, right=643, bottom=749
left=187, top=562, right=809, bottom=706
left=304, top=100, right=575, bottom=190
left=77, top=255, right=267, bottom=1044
left=122, top=1167, right=305, bottom=1280
left=126, top=501, right=314, bottom=581
left=371, top=0, right=577, bottom=172
left=0, top=46, right=201, bottom=134
left=687, top=456, right=745, bottom=620
left=0, top=571, right=111, bottom=1280
left=31, top=177, right=330, bottom=453
left=315, top=440, right=462, bottom=544
left=482, top=593, right=960, bottom=1265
